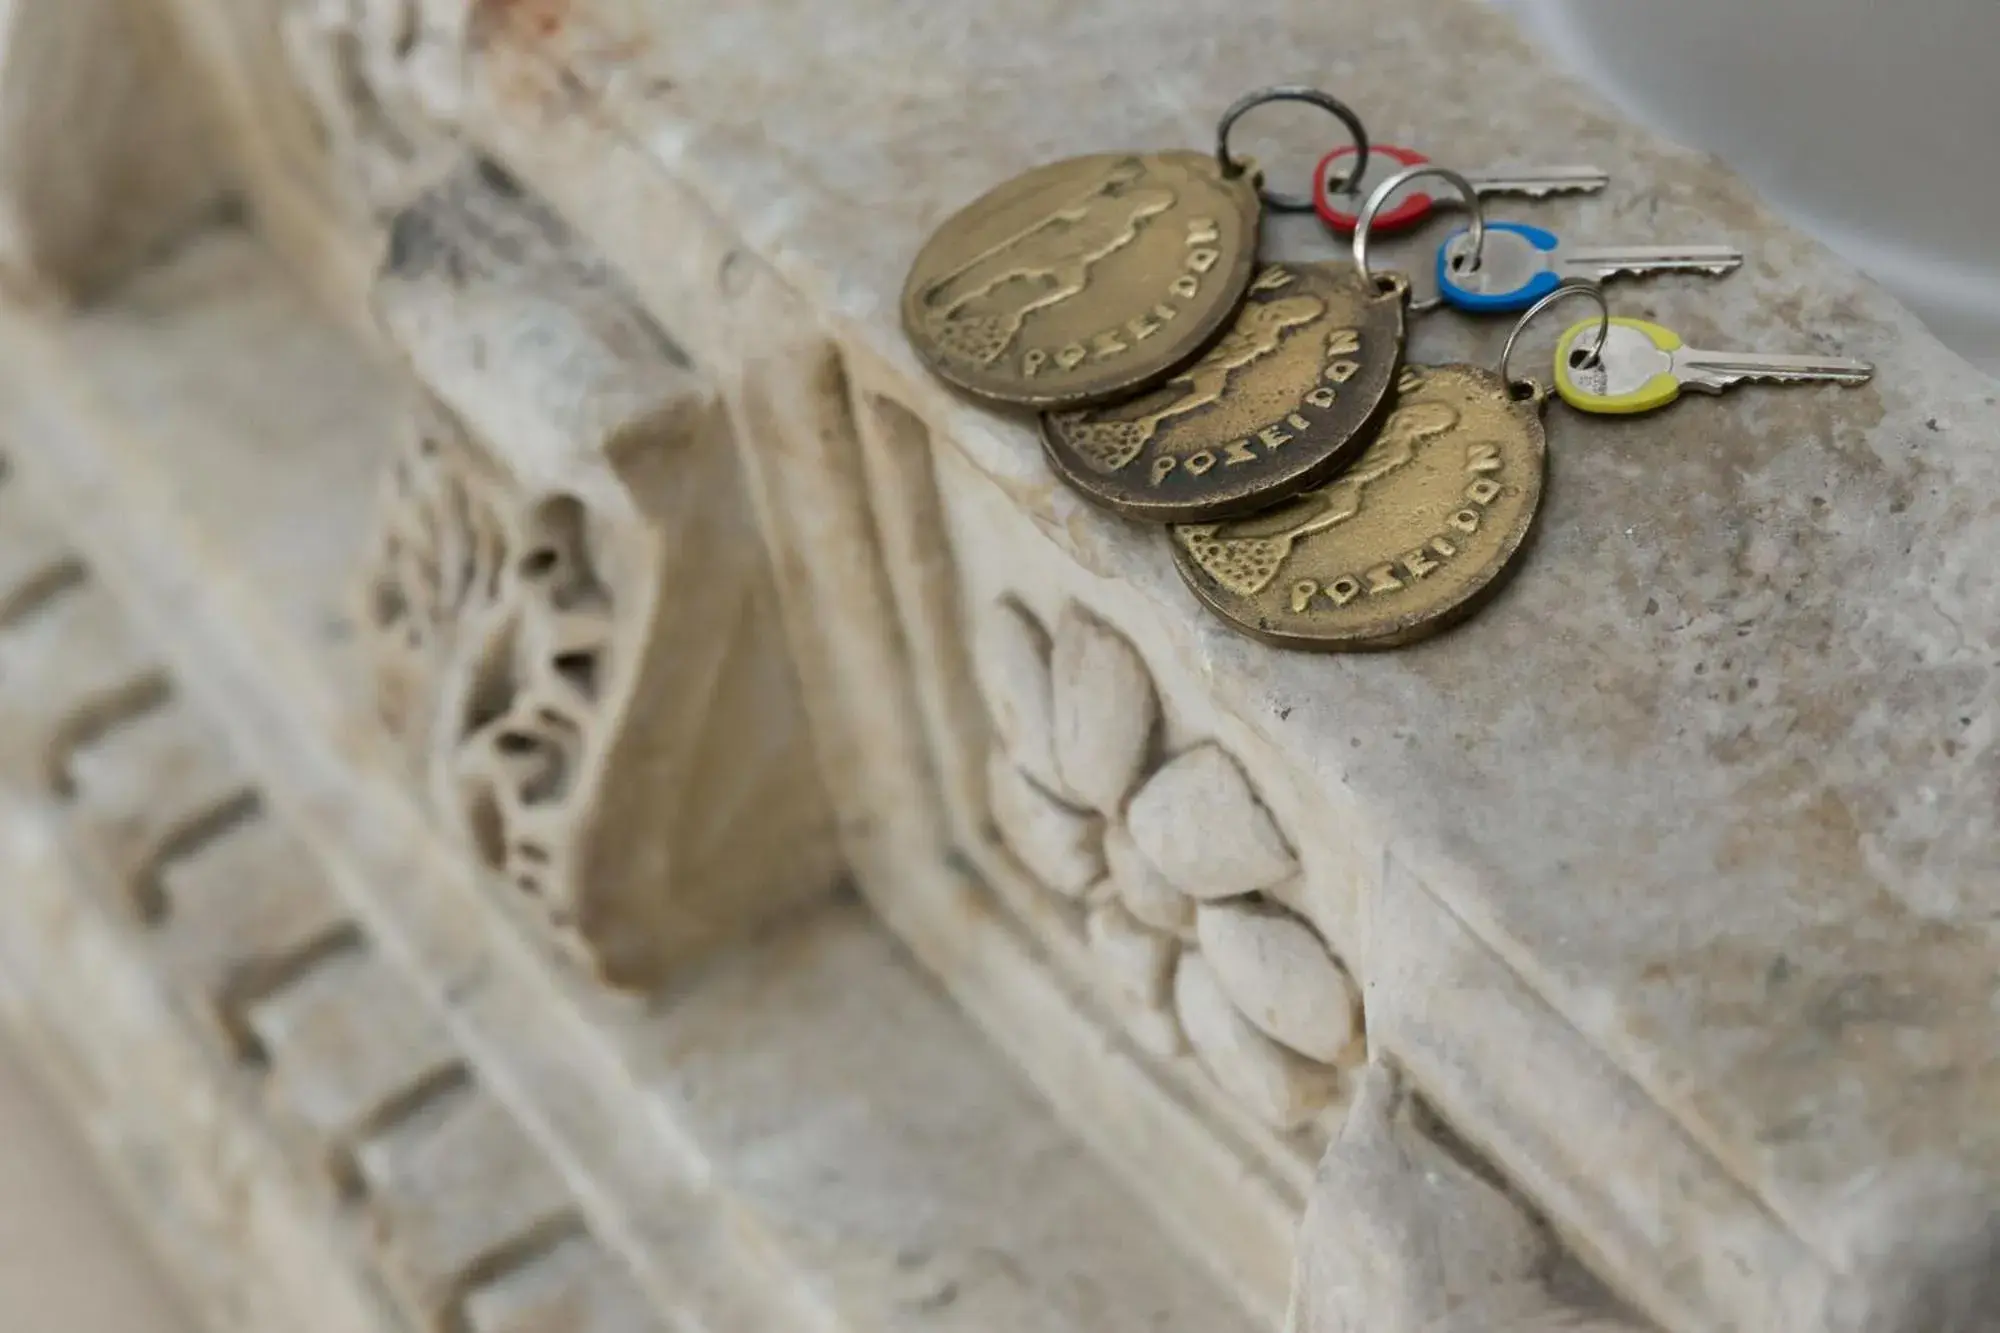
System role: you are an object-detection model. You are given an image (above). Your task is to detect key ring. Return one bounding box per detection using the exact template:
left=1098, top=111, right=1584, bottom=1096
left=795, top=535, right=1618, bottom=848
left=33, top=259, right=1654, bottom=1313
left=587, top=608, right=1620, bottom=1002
left=1351, top=164, right=1483, bottom=313
left=1498, top=278, right=1610, bottom=398
left=1216, top=86, right=1370, bottom=214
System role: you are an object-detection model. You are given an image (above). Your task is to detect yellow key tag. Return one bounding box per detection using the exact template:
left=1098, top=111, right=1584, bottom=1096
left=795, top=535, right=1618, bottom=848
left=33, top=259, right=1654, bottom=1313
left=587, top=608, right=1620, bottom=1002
left=1554, top=317, right=1683, bottom=415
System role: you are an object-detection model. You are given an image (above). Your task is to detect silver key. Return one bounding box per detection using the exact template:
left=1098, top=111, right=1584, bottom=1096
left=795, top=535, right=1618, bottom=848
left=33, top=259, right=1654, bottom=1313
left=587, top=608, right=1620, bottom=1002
left=1461, top=165, right=1615, bottom=197
left=1557, top=318, right=1874, bottom=414
left=1317, top=147, right=1607, bottom=230
left=1440, top=223, right=1743, bottom=312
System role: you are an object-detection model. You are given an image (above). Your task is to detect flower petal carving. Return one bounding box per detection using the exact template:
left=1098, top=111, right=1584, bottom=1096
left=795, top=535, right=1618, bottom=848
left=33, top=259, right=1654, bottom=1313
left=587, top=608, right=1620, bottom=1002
left=987, top=748, right=1103, bottom=897
left=1127, top=744, right=1298, bottom=900
left=1174, top=953, right=1339, bottom=1132
left=1086, top=900, right=1185, bottom=1057
left=1050, top=604, right=1156, bottom=816
left=1086, top=900, right=1177, bottom=1010
left=1105, top=823, right=1193, bottom=937
left=975, top=598, right=1061, bottom=793
left=1196, top=901, right=1359, bottom=1064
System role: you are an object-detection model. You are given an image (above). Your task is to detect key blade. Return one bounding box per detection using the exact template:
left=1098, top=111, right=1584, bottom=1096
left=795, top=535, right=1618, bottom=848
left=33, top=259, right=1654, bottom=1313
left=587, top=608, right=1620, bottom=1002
left=1673, top=347, right=1875, bottom=393
left=1560, top=244, right=1745, bottom=280
left=1465, top=165, right=1611, bottom=197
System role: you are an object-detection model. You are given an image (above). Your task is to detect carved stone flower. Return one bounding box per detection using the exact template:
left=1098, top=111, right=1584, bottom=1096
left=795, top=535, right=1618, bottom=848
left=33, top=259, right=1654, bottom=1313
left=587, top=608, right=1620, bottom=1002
left=977, top=597, right=1364, bottom=1132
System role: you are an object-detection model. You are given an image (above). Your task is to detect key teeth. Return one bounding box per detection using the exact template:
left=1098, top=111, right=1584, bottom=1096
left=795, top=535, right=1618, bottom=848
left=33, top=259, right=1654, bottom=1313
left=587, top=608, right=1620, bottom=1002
left=1679, top=370, right=1742, bottom=395
left=1686, top=369, right=1871, bottom=393
left=1512, top=181, right=1610, bottom=199
left=1472, top=168, right=1612, bottom=198
left=1594, top=261, right=1742, bottom=280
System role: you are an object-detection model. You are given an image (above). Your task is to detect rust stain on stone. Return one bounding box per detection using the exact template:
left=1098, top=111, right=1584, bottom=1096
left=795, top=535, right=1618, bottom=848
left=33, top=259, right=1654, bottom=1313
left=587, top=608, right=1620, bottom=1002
left=475, top=0, right=571, bottom=41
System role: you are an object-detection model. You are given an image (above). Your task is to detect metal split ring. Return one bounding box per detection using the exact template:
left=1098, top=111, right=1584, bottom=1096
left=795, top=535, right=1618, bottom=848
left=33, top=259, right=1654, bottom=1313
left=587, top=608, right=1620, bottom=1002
left=1216, top=86, right=1370, bottom=214
left=1497, top=279, right=1612, bottom=397
left=1351, top=164, right=1486, bottom=315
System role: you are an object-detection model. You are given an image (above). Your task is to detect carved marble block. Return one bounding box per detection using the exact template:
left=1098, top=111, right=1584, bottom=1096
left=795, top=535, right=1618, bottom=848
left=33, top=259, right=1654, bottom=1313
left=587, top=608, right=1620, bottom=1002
left=977, top=594, right=1363, bottom=1133
left=359, top=157, right=839, bottom=986
left=278, top=0, right=467, bottom=222
left=0, top=494, right=657, bottom=1333
left=0, top=0, right=228, bottom=299
left=1, top=0, right=1998, bottom=1330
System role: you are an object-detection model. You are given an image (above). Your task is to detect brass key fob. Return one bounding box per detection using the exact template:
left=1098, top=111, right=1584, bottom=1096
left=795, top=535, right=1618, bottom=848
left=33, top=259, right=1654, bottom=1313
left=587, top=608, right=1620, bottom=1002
left=1041, top=261, right=1408, bottom=522
left=902, top=151, right=1262, bottom=409
left=900, top=86, right=1372, bottom=411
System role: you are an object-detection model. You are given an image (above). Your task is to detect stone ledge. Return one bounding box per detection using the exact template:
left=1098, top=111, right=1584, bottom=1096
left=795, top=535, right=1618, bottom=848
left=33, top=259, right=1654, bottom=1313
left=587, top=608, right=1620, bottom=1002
left=0, top=219, right=1275, bottom=1333
left=0, top=489, right=668, bottom=1333
left=460, top=1, right=2000, bottom=1327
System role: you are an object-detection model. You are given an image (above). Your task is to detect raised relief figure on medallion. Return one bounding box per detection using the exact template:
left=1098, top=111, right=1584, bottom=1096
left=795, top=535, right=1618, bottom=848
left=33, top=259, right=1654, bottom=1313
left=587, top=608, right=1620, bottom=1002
left=1177, top=400, right=1459, bottom=595
left=1056, top=292, right=1327, bottom=472
left=917, top=158, right=1174, bottom=365
left=1171, top=361, right=1549, bottom=650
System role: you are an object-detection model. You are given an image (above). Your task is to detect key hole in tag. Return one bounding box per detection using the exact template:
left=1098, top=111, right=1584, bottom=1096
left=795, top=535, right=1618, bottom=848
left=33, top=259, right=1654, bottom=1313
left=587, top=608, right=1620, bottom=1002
left=1568, top=343, right=1602, bottom=370
left=1449, top=249, right=1480, bottom=275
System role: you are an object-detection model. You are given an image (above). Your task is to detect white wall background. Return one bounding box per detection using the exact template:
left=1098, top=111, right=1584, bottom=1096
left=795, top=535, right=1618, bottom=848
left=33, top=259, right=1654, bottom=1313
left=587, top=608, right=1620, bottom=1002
left=1496, top=0, right=2000, bottom=374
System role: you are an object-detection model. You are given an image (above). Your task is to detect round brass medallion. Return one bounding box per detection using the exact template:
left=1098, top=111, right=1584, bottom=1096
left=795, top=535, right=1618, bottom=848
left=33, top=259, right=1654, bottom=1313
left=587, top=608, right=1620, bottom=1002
left=1171, top=363, right=1547, bottom=649
left=901, top=151, right=1261, bottom=409
left=1041, top=262, right=1406, bottom=522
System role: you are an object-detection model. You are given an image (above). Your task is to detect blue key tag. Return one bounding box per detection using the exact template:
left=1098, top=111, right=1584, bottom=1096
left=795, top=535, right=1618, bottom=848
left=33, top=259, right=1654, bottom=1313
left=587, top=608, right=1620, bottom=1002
left=1435, top=221, right=1562, bottom=315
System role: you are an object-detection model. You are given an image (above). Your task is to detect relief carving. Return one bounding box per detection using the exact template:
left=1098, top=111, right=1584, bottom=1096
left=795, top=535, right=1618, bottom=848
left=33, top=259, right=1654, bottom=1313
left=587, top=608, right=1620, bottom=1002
left=365, top=416, right=612, bottom=917
left=1054, top=290, right=1324, bottom=472
left=1177, top=398, right=1460, bottom=597
left=0, top=0, right=228, bottom=298
left=280, top=0, right=468, bottom=219
left=1289, top=1061, right=1650, bottom=1333
left=0, top=525, right=653, bottom=1332
left=358, top=160, right=838, bottom=986
left=911, top=157, right=1172, bottom=367
left=976, top=596, right=1364, bottom=1131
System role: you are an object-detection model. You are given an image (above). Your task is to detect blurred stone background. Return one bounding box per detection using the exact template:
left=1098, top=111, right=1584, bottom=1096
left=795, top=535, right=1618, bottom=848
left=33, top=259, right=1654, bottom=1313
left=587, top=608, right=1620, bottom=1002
left=1497, top=0, right=2000, bottom=372
left=0, top=1040, right=193, bottom=1331
left=0, top=5, right=1994, bottom=1329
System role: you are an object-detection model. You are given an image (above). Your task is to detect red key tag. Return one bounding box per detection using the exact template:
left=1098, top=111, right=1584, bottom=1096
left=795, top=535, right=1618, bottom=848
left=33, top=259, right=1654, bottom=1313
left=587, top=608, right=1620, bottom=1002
left=1315, top=144, right=1435, bottom=234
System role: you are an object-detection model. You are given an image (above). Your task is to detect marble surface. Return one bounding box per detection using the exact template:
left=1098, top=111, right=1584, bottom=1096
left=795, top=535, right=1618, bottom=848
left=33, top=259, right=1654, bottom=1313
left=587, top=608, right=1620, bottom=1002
left=0, top=1037, right=194, bottom=1332
left=505, top=0, right=2000, bottom=1318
